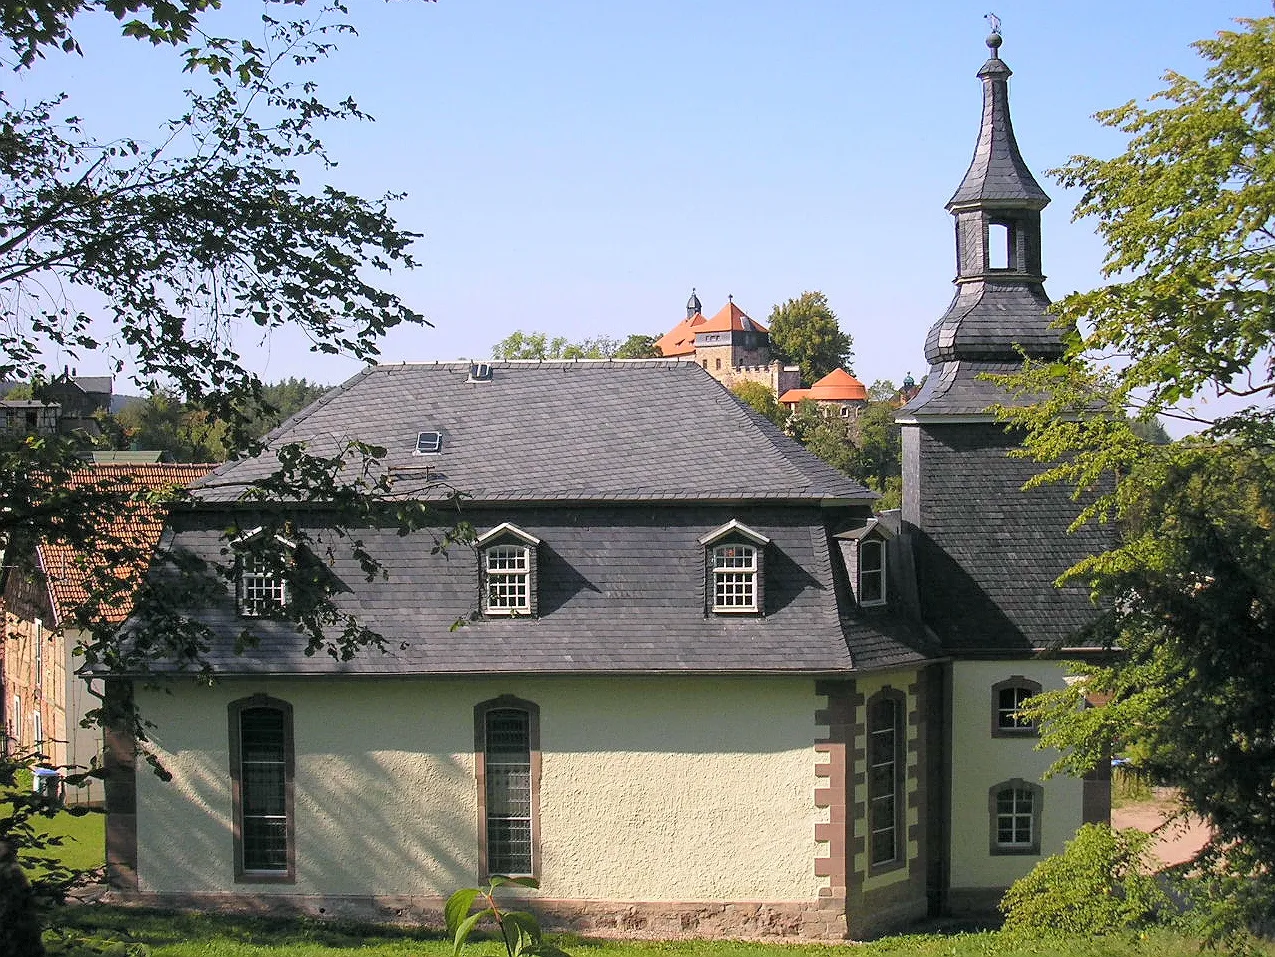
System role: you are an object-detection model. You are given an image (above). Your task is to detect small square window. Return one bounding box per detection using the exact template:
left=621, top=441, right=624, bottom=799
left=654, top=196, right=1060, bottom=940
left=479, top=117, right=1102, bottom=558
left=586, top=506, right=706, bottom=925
left=240, top=553, right=288, bottom=617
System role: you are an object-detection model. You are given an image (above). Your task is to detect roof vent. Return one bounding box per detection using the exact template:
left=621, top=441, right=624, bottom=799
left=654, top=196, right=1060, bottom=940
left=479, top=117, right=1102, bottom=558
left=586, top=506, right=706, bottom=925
left=415, top=431, right=443, bottom=455
left=467, top=361, right=493, bottom=382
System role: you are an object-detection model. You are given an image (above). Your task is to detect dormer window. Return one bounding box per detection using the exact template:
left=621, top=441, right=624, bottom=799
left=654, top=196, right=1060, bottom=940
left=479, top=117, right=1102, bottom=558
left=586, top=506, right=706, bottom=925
left=836, top=520, right=893, bottom=608
left=698, top=520, right=770, bottom=615
left=859, top=539, right=885, bottom=605
left=233, top=527, right=297, bottom=618
left=477, top=523, right=541, bottom=617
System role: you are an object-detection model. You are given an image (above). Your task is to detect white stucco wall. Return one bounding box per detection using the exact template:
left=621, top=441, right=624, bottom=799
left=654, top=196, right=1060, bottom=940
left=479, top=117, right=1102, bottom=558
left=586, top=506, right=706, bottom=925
left=947, top=660, right=1083, bottom=891
left=134, top=675, right=823, bottom=902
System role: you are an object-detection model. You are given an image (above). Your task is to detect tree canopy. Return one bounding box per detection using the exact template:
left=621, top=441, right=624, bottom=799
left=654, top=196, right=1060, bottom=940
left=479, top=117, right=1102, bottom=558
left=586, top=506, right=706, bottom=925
left=491, top=331, right=659, bottom=360
left=999, top=16, right=1275, bottom=933
left=0, top=4, right=439, bottom=949
left=766, top=291, right=854, bottom=386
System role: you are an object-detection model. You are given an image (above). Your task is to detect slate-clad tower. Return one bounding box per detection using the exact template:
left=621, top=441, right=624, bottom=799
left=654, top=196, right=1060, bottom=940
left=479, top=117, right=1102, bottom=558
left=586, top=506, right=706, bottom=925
left=896, top=29, right=1102, bottom=654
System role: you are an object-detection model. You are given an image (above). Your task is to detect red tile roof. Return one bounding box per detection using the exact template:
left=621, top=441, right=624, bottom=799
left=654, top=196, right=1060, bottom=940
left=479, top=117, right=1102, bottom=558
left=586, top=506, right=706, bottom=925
left=38, top=463, right=215, bottom=626
left=655, top=312, right=706, bottom=357
left=780, top=368, right=868, bottom=405
left=655, top=300, right=768, bottom=358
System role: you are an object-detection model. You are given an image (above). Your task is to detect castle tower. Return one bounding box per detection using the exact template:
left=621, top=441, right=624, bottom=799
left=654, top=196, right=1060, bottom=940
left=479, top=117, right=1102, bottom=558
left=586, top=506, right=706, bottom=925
left=896, top=28, right=1103, bottom=655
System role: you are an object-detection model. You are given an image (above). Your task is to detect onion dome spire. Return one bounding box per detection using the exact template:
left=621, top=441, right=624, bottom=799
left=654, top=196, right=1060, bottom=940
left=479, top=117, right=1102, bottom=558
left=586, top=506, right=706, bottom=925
left=686, top=288, right=702, bottom=319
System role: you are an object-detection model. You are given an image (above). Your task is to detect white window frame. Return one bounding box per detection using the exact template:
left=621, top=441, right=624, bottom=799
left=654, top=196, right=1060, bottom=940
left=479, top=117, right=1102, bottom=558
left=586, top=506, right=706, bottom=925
left=239, top=552, right=289, bottom=617
left=711, top=543, right=759, bottom=613
left=989, top=779, right=1043, bottom=855
left=484, top=543, right=531, bottom=615
left=476, top=523, right=541, bottom=618
left=698, top=520, right=771, bottom=616
left=859, top=539, right=887, bottom=606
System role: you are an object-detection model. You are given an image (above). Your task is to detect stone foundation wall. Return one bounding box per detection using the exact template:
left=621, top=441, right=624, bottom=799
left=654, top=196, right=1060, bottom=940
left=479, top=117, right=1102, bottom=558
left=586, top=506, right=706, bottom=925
left=102, top=892, right=849, bottom=940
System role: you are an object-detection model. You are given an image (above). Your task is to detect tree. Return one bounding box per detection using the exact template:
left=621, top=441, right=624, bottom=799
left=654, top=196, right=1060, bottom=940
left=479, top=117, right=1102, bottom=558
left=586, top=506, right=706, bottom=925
left=0, top=3, right=439, bottom=951
left=998, top=16, right=1275, bottom=934
left=492, top=331, right=658, bottom=360
left=766, top=291, right=853, bottom=385
left=730, top=380, right=785, bottom=426
left=786, top=396, right=902, bottom=508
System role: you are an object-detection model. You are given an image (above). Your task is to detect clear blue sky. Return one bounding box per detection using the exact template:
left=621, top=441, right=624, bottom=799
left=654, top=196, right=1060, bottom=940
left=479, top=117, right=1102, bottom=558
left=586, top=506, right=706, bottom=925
left=12, top=1, right=1269, bottom=391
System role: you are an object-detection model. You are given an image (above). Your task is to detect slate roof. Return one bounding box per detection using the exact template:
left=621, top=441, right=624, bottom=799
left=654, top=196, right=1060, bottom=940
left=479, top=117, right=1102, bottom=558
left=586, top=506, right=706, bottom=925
left=193, top=362, right=872, bottom=504
left=38, top=463, right=215, bottom=626
left=947, top=36, right=1049, bottom=211
left=154, top=503, right=933, bottom=677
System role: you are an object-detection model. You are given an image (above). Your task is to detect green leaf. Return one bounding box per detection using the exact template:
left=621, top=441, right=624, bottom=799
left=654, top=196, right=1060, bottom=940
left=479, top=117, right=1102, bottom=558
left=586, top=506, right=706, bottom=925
left=489, top=875, right=539, bottom=889
left=444, top=887, right=482, bottom=935
left=452, top=908, right=494, bottom=957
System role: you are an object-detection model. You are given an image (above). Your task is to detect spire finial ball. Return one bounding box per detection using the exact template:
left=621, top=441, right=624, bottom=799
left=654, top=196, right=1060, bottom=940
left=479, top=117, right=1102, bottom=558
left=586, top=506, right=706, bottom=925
left=986, top=31, right=1002, bottom=52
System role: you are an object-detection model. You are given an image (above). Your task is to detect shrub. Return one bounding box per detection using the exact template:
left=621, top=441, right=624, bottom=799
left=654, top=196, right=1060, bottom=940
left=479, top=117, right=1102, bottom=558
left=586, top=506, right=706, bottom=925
left=1000, top=823, right=1170, bottom=936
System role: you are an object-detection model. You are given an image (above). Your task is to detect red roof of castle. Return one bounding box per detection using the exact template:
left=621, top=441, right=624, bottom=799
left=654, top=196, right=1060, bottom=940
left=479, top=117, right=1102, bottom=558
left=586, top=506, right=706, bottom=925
left=655, top=301, right=768, bottom=358
left=779, top=368, right=868, bottom=405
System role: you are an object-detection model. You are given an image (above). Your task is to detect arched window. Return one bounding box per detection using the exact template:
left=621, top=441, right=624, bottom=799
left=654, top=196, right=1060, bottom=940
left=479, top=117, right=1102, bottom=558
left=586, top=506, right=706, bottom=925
left=867, top=688, right=905, bottom=870
left=229, top=696, right=295, bottom=882
left=475, top=696, right=541, bottom=877
left=989, top=779, right=1043, bottom=855
left=991, top=677, right=1042, bottom=736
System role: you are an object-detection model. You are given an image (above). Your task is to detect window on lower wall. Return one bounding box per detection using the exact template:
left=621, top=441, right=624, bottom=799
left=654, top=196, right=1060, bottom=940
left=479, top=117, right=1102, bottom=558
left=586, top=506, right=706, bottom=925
left=229, top=696, right=295, bottom=882
left=475, top=696, right=540, bottom=878
left=867, top=688, right=905, bottom=870
left=989, top=779, right=1043, bottom=855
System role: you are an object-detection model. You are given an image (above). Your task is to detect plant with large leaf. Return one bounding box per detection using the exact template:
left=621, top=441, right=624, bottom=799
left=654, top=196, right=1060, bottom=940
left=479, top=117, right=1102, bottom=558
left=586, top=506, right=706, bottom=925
left=446, top=877, right=570, bottom=957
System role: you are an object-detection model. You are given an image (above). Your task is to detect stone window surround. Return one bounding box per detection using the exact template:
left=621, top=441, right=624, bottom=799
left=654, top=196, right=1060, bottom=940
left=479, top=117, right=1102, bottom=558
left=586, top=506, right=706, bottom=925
left=990, top=676, right=1042, bottom=738
left=866, top=686, right=906, bottom=875
left=474, top=695, right=542, bottom=880
left=988, top=778, right=1043, bottom=856
left=228, top=694, right=296, bottom=884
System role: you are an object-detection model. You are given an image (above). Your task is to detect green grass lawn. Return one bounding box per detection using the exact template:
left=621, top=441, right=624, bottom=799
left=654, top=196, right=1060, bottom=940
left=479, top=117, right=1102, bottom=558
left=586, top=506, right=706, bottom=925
left=32, top=805, right=106, bottom=874
left=49, top=908, right=1275, bottom=957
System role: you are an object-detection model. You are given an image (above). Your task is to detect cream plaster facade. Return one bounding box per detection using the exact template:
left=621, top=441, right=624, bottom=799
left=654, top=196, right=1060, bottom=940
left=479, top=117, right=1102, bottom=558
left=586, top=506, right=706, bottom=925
left=946, top=660, right=1083, bottom=896
left=133, top=675, right=824, bottom=903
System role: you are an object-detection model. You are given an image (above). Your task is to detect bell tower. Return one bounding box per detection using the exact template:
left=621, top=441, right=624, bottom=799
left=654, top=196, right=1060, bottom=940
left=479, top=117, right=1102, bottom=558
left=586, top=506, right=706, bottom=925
left=896, top=27, right=1101, bottom=654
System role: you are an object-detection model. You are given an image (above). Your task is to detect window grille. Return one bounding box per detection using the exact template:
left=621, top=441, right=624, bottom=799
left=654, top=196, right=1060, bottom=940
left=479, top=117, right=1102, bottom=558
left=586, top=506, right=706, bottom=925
left=485, top=544, right=530, bottom=614
left=239, top=707, right=289, bottom=872
left=995, top=786, right=1035, bottom=848
left=713, top=544, right=757, bottom=611
left=240, top=554, right=287, bottom=617
left=485, top=709, right=532, bottom=875
left=997, top=685, right=1036, bottom=730
left=868, top=694, right=901, bottom=866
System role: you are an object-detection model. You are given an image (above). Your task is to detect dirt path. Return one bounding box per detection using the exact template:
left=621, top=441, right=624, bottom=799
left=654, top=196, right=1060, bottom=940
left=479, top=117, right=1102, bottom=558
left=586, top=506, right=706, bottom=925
left=1110, top=788, right=1211, bottom=868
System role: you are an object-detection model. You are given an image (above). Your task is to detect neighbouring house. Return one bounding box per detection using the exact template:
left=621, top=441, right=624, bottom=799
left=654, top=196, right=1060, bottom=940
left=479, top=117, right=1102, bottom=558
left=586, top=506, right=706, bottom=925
left=100, top=31, right=1108, bottom=939
left=1, top=463, right=214, bottom=804
left=655, top=292, right=801, bottom=398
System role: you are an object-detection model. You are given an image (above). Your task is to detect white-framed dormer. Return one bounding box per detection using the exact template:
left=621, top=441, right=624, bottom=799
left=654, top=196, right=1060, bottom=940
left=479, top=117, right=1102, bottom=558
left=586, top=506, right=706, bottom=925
left=231, top=526, right=298, bottom=618
left=698, top=520, right=771, bottom=615
left=835, top=518, right=894, bottom=608
left=476, top=523, right=541, bottom=617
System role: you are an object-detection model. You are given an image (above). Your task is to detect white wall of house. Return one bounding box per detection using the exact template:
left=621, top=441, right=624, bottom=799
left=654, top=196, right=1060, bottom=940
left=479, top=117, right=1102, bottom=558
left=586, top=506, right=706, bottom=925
left=947, top=659, right=1083, bottom=893
left=134, top=675, right=823, bottom=902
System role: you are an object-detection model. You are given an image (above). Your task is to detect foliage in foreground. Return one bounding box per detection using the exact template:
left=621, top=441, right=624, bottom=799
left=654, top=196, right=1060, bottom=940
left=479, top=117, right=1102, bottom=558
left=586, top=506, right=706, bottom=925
left=995, top=13, right=1275, bottom=935
left=1000, top=824, right=1170, bottom=937
left=46, top=906, right=1275, bottom=957
left=447, top=877, right=568, bottom=957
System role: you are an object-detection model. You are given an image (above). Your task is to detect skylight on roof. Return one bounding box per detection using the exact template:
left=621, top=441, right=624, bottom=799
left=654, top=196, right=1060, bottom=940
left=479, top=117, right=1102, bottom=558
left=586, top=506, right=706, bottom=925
left=467, top=362, right=493, bottom=382
left=415, top=431, right=443, bottom=455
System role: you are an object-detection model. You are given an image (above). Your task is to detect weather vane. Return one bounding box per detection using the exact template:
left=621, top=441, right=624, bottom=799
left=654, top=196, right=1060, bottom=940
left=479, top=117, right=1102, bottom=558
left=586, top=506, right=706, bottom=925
left=985, top=12, right=1002, bottom=35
